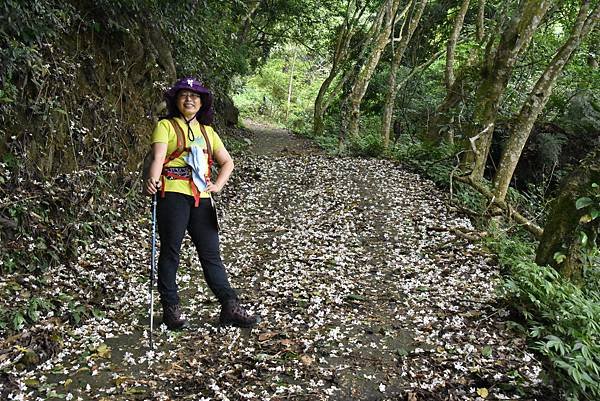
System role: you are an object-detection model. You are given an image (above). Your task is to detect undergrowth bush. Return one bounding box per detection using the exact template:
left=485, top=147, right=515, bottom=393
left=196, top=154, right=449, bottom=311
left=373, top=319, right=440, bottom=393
left=0, top=162, right=143, bottom=334
left=390, top=138, right=489, bottom=213
left=487, top=225, right=600, bottom=401
left=349, top=133, right=384, bottom=157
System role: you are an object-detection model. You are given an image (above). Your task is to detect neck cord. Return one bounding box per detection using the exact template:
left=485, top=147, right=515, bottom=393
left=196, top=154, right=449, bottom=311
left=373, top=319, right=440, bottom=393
left=184, top=115, right=195, bottom=142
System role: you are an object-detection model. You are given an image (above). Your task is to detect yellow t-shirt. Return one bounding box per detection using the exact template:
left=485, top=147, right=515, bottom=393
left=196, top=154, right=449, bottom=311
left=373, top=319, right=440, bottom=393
left=151, top=117, right=224, bottom=197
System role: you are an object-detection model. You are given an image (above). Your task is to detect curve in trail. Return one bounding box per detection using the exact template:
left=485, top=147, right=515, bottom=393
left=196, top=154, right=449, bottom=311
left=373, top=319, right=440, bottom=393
left=241, top=119, right=325, bottom=156
left=1, top=125, right=556, bottom=401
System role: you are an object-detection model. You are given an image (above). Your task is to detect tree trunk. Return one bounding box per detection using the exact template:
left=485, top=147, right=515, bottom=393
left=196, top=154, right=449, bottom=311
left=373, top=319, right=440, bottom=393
left=424, top=0, right=470, bottom=145
left=313, top=69, right=336, bottom=137
left=425, top=10, right=490, bottom=145
left=424, top=67, right=472, bottom=143
left=238, top=1, right=261, bottom=44
left=285, top=50, right=297, bottom=123
left=476, top=0, right=485, bottom=42
left=313, top=0, right=362, bottom=137
left=343, top=0, right=403, bottom=143
left=536, top=147, right=600, bottom=282
left=468, top=0, right=551, bottom=181
left=493, top=2, right=600, bottom=202
left=445, top=0, right=471, bottom=91
left=382, top=0, right=427, bottom=149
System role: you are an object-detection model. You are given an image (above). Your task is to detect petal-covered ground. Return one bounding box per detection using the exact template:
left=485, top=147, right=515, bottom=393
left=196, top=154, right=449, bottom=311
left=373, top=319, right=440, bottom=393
left=0, top=126, right=557, bottom=400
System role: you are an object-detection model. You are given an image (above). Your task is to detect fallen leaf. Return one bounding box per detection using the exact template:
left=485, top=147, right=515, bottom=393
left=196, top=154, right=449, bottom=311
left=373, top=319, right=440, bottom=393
left=300, top=355, right=313, bottom=365
left=258, top=332, right=278, bottom=342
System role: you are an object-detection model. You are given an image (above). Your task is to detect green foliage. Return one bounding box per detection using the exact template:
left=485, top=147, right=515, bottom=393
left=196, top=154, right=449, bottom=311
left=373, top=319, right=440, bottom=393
left=392, top=137, right=452, bottom=183
left=0, top=164, right=144, bottom=336
left=233, top=45, right=328, bottom=134
left=314, top=132, right=340, bottom=155
left=348, top=116, right=385, bottom=157
left=158, top=0, right=252, bottom=89
left=488, top=225, right=600, bottom=400
left=0, top=0, right=77, bottom=123
left=573, top=182, right=600, bottom=282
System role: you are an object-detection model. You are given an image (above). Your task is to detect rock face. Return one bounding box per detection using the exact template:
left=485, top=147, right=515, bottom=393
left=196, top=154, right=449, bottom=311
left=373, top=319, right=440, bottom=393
left=1, top=9, right=173, bottom=177
left=214, top=92, right=240, bottom=127
left=560, top=93, right=600, bottom=137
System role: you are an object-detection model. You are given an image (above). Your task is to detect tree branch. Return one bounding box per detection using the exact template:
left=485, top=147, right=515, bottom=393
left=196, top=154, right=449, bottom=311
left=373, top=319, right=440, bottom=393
left=454, top=175, right=543, bottom=238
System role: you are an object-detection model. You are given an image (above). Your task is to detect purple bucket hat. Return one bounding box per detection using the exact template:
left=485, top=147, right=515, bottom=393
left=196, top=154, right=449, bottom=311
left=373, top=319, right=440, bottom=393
left=164, top=77, right=214, bottom=125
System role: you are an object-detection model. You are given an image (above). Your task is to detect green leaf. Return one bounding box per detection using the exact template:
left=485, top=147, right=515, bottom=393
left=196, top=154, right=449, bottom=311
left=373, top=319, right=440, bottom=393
left=575, top=197, right=593, bottom=210
left=580, top=231, right=588, bottom=247
left=91, top=308, right=106, bottom=318
left=27, top=307, right=39, bottom=322
left=12, top=311, right=25, bottom=330
left=24, top=379, right=40, bottom=388
left=345, top=294, right=367, bottom=302
left=481, top=345, right=493, bottom=357
left=553, top=252, right=566, bottom=264
left=124, top=387, right=147, bottom=395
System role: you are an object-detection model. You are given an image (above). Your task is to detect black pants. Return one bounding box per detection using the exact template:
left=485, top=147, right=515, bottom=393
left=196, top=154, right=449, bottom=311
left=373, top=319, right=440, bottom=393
left=156, top=192, right=237, bottom=306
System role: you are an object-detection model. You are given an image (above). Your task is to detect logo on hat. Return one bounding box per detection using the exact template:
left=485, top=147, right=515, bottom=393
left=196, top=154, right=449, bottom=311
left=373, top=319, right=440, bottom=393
left=187, top=79, right=194, bottom=87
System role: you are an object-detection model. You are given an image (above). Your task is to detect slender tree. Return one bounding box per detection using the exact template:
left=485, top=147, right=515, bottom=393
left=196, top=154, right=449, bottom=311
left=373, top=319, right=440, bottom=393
left=476, top=0, right=485, bottom=42
left=446, top=0, right=471, bottom=91
left=425, top=9, right=480, bottom=145
left=381, top=0, right=427, bottom=149
left=313, top=0, right=366, bottom=136
left=467, top=0, right=552, bottom=181
left=285, top=49, right=297, bottom=122
left=340, top=0, right=404, bottom=147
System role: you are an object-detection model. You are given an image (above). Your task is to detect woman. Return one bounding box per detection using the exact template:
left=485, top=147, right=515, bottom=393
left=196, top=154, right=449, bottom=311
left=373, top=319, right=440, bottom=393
left=144, top=77, right=258, bottom=330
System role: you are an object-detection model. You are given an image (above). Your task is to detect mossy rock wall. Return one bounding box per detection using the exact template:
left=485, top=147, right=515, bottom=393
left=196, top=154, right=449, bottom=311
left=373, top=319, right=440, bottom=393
left=1, top=8, right=176, bottom=179
left=0, top=0, right=240, bottom=181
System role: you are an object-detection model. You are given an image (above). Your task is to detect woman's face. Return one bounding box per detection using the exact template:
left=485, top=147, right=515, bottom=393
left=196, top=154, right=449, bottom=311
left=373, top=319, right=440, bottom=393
left=176, top=90, right=202, bottom=119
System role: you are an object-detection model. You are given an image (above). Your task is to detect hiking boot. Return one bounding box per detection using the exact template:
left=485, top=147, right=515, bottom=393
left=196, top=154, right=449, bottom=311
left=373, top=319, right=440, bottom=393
left=162, top=303, right=189, bottom=330
left=219, top=299, right=260, bottom=328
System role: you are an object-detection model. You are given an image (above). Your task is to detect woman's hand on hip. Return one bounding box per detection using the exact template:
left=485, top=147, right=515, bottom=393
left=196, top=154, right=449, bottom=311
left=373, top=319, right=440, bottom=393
left=205, top=181, right=222, bottom=193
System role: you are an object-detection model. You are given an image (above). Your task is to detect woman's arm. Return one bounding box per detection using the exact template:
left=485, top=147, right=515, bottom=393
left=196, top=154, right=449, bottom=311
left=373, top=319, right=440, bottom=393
left=144, top=142, right=168, bottom=195
left=206, top=147, right=234, bottom=193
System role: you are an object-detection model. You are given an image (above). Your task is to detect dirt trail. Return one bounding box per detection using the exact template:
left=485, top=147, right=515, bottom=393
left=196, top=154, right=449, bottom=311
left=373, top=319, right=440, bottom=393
left=1, top=122, right=556, bottom=401
left=242, top=120, right=324, bottom=156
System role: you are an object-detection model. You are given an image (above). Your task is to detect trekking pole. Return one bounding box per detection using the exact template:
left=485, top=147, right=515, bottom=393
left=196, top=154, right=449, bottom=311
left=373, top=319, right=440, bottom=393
left=149, top=193, right=157, bottom=350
